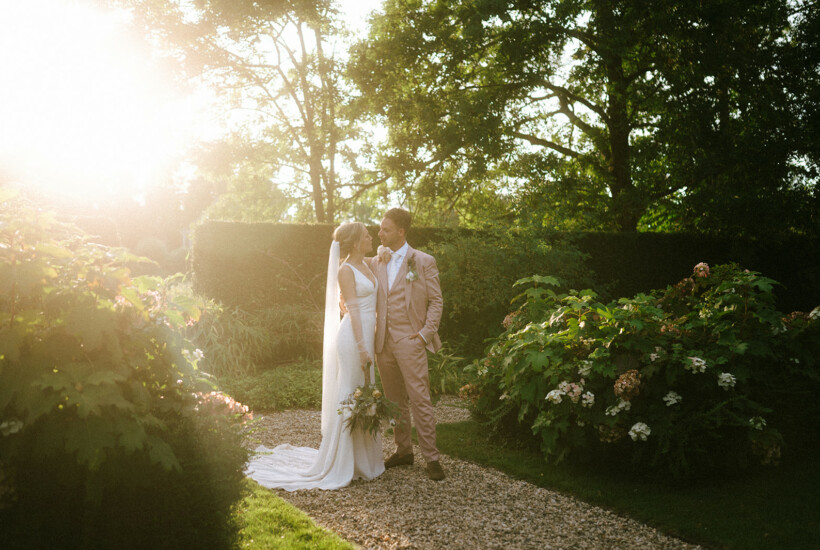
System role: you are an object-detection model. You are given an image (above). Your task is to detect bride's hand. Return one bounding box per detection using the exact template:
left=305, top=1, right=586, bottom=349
left=359, top=349, right=372, bottom=370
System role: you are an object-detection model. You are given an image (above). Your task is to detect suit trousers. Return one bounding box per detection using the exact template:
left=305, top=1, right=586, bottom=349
left=377, top=334, right=439, bottom=462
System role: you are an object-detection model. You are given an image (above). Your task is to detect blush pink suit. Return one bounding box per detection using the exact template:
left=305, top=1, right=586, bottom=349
left=366, top=247, right=443, bottom=462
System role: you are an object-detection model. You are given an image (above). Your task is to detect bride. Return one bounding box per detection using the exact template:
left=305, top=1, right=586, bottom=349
left=246, top=222, right=385, bottom=490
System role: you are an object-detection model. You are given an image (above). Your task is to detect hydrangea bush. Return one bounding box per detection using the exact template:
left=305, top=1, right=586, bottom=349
left=464, top=264, right=819, bottom=476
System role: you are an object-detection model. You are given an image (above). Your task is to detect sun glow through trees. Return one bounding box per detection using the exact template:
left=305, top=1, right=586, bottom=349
left=0, top=0, right=214, bottom=202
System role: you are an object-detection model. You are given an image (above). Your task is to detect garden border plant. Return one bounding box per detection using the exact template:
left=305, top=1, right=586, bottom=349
left=464, top=262, right=819, bottom=477
left=0, top=189, right=251, bottom=549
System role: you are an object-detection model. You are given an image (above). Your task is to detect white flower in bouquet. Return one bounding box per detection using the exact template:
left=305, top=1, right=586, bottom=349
left=338, top=384, right=399, bottom=438
left=578, top=360, right=593, bottom=377
left=628, top=422, right=651, bottom=441
left=581, top=391, right=595, bottom=408
left=717, top=372, right=736, bottom=390
left=663, top=391, right=682, bottom=406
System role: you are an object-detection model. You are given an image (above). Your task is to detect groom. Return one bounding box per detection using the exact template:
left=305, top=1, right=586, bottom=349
left=368, top=208, right=445, bottom=481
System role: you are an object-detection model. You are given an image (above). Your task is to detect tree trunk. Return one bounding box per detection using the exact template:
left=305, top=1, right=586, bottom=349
left=599, top=3, right=640, bottom=231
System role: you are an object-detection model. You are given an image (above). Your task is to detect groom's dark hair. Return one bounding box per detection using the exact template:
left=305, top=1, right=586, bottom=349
left=384, top=208, right=412, bottom=233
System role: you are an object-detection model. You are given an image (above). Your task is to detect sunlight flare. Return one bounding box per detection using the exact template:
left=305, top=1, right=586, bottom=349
left=0, top=0, right=214, bottom=200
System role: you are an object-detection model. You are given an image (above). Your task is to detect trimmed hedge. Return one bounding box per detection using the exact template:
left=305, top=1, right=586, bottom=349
left=191, top=222, right=464, bottom=311
left=192, top=222, right=819, bottom=354
left=569, top=232, right=820, bottom=313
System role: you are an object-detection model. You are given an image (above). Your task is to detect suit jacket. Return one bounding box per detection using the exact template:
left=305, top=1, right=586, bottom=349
left=366, top=246, right=443, bottom=354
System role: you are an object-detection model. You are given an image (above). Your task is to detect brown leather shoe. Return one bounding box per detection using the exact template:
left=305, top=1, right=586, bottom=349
left=385, top=451, right=414, bottom=468
left=426, top=460, right=445, bottom=481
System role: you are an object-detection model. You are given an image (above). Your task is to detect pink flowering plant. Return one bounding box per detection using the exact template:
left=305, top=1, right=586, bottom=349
left=465, top=264, right=819, bottom=476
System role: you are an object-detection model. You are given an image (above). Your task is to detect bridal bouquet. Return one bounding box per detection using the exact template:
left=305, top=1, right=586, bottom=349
left=338, top=379, right=398, bottom=438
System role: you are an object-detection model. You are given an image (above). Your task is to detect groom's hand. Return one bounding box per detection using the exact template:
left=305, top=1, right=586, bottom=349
left=377, top=245, right=392, bottom=263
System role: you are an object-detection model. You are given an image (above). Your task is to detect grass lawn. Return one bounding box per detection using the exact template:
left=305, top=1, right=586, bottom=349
left=437, top=420, right=820, bottom=550
left=234, top=479, right=355, bottom=549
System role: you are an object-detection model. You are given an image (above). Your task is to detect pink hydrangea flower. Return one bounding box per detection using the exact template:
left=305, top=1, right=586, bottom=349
left=693, top=262, right=710, bottom=278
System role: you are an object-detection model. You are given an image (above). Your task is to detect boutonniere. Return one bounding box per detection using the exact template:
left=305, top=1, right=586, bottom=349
left=406, top=255, right=419, bottom=282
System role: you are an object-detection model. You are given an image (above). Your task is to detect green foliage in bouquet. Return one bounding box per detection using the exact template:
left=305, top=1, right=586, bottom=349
left=338, top=375, right=398, bottom=438
left=0, top=189, right=250, bottom=548
left=465, top=263, right=819, bottom=477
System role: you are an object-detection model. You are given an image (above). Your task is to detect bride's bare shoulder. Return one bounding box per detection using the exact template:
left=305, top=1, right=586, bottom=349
left=338, top=263, right=354, bottom=279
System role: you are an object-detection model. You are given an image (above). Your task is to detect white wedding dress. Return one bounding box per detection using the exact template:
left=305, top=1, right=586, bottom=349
left=246, top=261, right=385, bottom=491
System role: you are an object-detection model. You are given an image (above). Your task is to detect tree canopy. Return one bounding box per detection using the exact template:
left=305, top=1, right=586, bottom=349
left=350, top=0, right=819, bottom=234
left=116, top=0, right=385, bottom=223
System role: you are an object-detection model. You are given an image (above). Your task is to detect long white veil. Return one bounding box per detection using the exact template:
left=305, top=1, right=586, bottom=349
left=321, top=240, right=341, bottom=437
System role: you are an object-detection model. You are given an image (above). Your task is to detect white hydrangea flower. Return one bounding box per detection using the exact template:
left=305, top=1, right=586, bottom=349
left=749, top=416, right=767, bottom=431
left=578, top=360, right=593, bottom=377
left=685, top=356, right=707, bottom=373
left=717, top=372, right=736, bottom=390
left=557, top=381, right=570, bottom=393
left=605, top=399, right=631, bottom=416
left=663, top=391, right=682, bottom=406
left=581, top=392, right=595, bottom=408
left=628, top=422, right=651, bottom=441
left=545, top=390, right=564, bottom=404
left=649, top=353, right=659, bottom=362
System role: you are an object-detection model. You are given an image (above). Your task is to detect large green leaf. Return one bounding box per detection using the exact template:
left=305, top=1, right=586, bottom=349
left=64, top=416, right=117, bottom=467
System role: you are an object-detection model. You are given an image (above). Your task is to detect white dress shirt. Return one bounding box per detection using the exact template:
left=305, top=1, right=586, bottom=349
left=387, top=242, right=409, bottom=291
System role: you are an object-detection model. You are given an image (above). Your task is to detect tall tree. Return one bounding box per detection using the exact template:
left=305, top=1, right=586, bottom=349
left=351, top=0, right=818, bottom=233
left=117, top=0, right=375, bottom=223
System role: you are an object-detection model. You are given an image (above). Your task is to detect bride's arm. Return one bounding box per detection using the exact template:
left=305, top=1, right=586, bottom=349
left=338, top=265, right=371, bottom=370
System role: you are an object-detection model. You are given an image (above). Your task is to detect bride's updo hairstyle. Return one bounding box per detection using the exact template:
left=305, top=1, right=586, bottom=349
left=333, top=222, right=367, bottom=259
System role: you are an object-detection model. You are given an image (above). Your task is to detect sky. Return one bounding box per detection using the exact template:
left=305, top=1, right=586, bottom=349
left=0, top=0, right=385, bottom=204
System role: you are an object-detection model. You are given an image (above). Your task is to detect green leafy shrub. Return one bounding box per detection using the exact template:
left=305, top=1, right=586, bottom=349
left=186, top=303, right=322, bottom=377
left=466, top=263, right=819, bottom=477
left=219, top=359, right=324, bottom=411
left=427, top=346, right=470, bottom=397
left=425, top=227, right=591, bottom=358
left=0, top=190, right=249, bottom=548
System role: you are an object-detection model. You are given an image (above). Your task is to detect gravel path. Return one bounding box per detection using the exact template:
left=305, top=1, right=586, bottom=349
left=247, top=396, right=701, bottom=550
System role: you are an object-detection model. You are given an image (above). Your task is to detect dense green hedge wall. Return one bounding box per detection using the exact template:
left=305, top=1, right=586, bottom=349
left=192, top=222, right=819, bottom=353
left=191, top=222, right=465, bottom=311
left=568, top=232, right=820, bottom=313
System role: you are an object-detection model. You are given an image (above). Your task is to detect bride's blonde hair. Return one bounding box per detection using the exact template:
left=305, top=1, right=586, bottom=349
left=333, top=222, right=367, bottom=259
